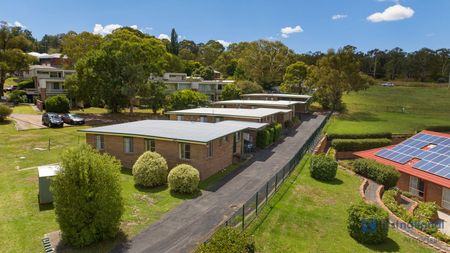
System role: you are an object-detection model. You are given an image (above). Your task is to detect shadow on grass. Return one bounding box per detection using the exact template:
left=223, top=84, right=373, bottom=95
left=134, top=184, right=168, bottom=194
left=358, top=237, right=400, bottom=252
left=339, top=112, right=382, bottom=122
left=56, top=229, right=129, bottom=253
left=0, top=119, right=13, bottom=125
left=39, top=203, right=54, bottom=211
left=170, top=190, right=202, bottom=200
left=120, top=168, right=132, bottom=176
left=316, top=177, right=344, bottom=185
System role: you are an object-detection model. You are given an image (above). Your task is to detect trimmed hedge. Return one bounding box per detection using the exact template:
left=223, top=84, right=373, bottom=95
left=353, top=159, right=400, bottom=189
left=310, top=154, right=337, bottom=181
left=17, top=79, right=35, bottom=90
left=0, top=104, right=12, bottom=121
left=256, top=123, right=283, bottom=148
left=168, top=164, right=200, bottom=194
left=327, top=132, right=392, bottom=140
left=273, top=123, right=282, bottom=141
left=45, top=95, right=70, bottom=113
left=132, top=151, right=168, bottom=187
left=7, top=90, right=27, bottom=103
left=425, top=125, right=450, bottom=133
left=331, top=138, right=391, bottom=152
left=347, top=202, right=389, bottom=244
left=195, top=227, right=255, bottom=253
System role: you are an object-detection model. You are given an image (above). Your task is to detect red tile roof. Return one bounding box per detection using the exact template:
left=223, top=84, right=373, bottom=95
left=354, top=130, right=450, bottom=188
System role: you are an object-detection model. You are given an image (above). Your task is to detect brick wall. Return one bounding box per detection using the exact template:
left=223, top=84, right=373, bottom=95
left=397, top=172, right=410, bottom=192
left=86, top=133, right=241, bottom=180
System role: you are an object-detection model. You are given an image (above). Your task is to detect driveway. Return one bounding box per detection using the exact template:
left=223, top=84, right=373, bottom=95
left=9, top=113, right=46, bottom=130
left=112, top=113, right=328, bottom=253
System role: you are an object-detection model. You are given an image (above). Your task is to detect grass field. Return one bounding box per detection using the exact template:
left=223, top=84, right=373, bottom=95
left=327, top=85, right=450, bottom=134
left=0, top=120, right=186, bottom=253
left=11, top=104, right=42, bottom=115
left=249, top=158, right=434, bottom=253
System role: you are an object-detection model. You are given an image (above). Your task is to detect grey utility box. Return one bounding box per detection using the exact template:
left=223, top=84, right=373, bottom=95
left=38, top=165, right=60, bottom=204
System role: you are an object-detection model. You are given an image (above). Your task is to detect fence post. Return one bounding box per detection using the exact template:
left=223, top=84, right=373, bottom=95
left=242, top=204, right=245, bottom=231
left=255, top=192, right=259, bottom=215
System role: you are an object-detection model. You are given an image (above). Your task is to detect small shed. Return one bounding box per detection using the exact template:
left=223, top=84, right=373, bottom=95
left=38, top=165, right=60, bottom=204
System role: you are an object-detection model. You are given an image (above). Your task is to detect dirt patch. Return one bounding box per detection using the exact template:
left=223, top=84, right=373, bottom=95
left=133, top=193, right=155, bottom=206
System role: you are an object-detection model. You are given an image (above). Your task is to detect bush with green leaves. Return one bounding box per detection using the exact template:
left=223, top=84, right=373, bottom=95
left=331, top=138, right=391, bottom=151
left=165, top=89, right=209, bottom=110
left=256, top=129, right=272, bottom=148
left=45, top=95, right=70, bottom=113
left=168, top=164, right=200, bottom=194
left=382, top=189, right=411, bottom=221
left=347, top=202, right=389, bottom=244
left=309, top=154, right=338, bottom=181
left=132, top=151, right=169, bottom=187
left=425, top=125, right=450, bottom=133
left=17, top=79, right=35, bottom=90
left=52, top=144, right=124, bottom=247
left=273, top=123, right=282, bottom=141
left=221, top=83, right=241, bottom=100
left=353, top=159, right=400, bottom=188
left=327, top=132, right=392, bottom=140
left=7, top=90, right=27, bottom=103
left=0, top=104, right=12, bottom=121
left=195, top=227, right=255, bottom=253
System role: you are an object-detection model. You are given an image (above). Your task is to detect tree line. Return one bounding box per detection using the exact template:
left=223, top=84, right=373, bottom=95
left=1, top=21, right=449, bottom=111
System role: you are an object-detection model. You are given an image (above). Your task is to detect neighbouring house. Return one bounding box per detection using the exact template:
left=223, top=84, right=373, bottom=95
left=166, top=107, right=292, bottom=147
left=212, top=99, right=305, bottom=116
left=80, top=120, right=267, bottom=180
left=241, top=93, right=312, bottom=113
left=355, top=130, right=450, bottom=212
left=151, top=72, right=234, bottom=101
left=23, top=65, right=75, bottom=108
left=28, top=52, right=68, bottom=68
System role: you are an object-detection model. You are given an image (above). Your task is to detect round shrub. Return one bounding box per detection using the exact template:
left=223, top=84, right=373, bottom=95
left=196, top=227, right=255, bottom=253
left=347, top=202, right=389, bottom=244
left=7, top=90, right=27, bottom=103
left=52, top=144, right=124, bottom=247
left=168, top=164, right=200, bottom=194
left=353, top=159, right=400, bottom=189
left=132, top=151, right=168, bottom=187
left=45, top=95, right=70, bottom=113
left=309, top=154, right=338, bottom=181
left=0, top=104, right=12, bottom=121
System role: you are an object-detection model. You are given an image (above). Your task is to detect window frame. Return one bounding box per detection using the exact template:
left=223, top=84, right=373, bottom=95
left=443, top=188, right=450, bottom=210
left=409, top=176, right=424, bottom=197
left=123, top=137, right=134, bottom=154
left=179, top=143, right=191, bottom=160
left=145, top=138, right=156, bottom=152
left=95, top=135, right=104, bottom=150
left=207, top=141, right=213, bottom=158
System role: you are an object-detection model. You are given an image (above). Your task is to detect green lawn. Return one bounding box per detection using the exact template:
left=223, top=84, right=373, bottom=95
left=249, top=158, right=435, bottom=253
left=0, top=120, right=185, bottom=253
left=327, top=85, right=450, bottom=134
left=12, top=104, right=42, bottom=115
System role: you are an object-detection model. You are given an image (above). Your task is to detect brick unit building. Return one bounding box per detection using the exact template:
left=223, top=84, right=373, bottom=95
left=212, top=99, right=305, bottom=115
left=355, top=131, right=450, bottom=212
left=80, top=120, right=267, bottom=180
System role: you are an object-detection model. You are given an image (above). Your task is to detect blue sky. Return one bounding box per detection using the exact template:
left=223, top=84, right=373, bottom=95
left=1, top=0, right=449, bottom=53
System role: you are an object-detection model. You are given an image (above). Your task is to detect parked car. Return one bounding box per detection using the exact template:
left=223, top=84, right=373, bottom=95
left=381, top=82, right=395, bottom=87
left=42, top=113, right=64, bottom=128
left=4, top=85, right=17, bottom=92
left=61, top=113, right=85, bottom=125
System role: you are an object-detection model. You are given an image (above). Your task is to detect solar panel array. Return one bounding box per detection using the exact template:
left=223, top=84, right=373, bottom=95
left=375, top=133, right=450, bottom=179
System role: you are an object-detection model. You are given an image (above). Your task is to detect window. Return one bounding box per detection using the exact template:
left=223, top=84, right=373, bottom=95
left=124, top=137, right=134, bottom=153
left=145, top=139, right=156, bottom=152
left=443, top=188, right=450, bottom=210
left=200, top=116, right=208, bottom=122
left=409, top=176, right=424, bottom=197
left=177, top=115, right=184, bottom=121
left=235, top=132, right=241, bottom=142
left=52, top=82, right=61, bottom=90
left=179, top=143, right=191, bottom=160
left=217, top=84, right=223, bottom=90
left=95, top=135, right=104, bottom=150
left=215, top=117, right=223, bottom=122
left=49, top=72, right=58, bottom=78
left=207, top=142, right=213, bottom=158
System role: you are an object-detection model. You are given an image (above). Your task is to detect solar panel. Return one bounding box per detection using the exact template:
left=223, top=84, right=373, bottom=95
left=374, top=132, right=450, bottom=179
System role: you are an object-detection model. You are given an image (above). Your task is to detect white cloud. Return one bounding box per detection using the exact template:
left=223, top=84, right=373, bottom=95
left=13, top=21, right=26, bottom=28
left=367, top=4, right=414, bottom=23
left=158, top=33, right=170, bottom=40
left=130, top=25, right=138, bottom=30
left=93, top=24, right=122, bottom=35
left=331, top=14, right=348, bottom=20
left=216, top=40, right=231, bottom=48
left=280, top=25, right=303, bottom=38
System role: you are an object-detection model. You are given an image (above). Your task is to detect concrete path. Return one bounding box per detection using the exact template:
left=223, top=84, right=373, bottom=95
left=112, top=113, right=328, bottom=253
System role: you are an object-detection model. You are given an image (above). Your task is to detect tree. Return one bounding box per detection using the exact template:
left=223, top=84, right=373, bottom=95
left=61, top=31, right=102, bottom=67
left=221, top=83, right=241, bottom=100
left=0, top=21, right=35, bottom=96
left=167, top=28, right=179, bottom=55
left=52, top=144, right=124, bottom=247
left=192, top=65, right=215, bottom=80
left=235, top=80, right=264, bottom=94
left=184, top=60, right=203, bottom=76
left=0, top=104, right=12, bottom=121
left=179, top=40, right=199, bottom=61
left=306, top=47, right=374, bottom=110
left=280, top=61, right=309, bottom=94
left=198, top=40, right=224, bottom=66
left=166, top=89, right=209, bottom=110
left=141, top=81, right=167, bottom=114
left=71, top=29, right=169, bottom=112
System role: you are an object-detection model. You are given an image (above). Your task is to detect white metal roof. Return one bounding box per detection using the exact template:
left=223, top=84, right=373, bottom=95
left=242, top=93, right=312, bottom=100
left=213, top=100, right=305, bottom=107
left=80, top=120, right=267, bottom=143
left=38, top=165, right=61, bottom=178
left=166, top=107, right=291, bottom=118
